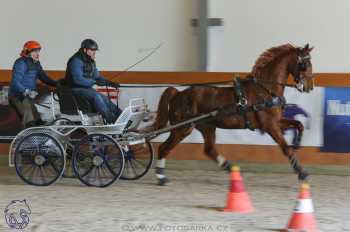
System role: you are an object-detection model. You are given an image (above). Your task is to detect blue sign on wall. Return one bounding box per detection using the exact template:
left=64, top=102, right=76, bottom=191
left=322, top=87, right=350, bottom=152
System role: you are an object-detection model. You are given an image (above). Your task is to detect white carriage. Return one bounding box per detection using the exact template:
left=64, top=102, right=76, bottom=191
left=9, top=84, right=154, bottom=187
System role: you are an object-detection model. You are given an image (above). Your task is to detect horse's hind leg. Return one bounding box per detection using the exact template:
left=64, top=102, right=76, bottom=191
left=156, top=126, right=193, bottom=185
left=196, top=126, right=233, bottom=171
left=267, top=123, right=309, bottom=181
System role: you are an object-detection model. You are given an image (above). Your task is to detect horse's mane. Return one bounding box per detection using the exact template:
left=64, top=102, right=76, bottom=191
left=252, top=44, right=297, bottom=78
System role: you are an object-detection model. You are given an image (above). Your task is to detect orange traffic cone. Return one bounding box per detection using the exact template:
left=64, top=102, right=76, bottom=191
left=223, top=166, right=255, bottom=213
left=285, top=183, right=318, bottom=232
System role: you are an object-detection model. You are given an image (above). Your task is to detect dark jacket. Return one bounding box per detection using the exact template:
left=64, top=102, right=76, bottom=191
left=64, top=50, right=107, bottom=88
left=9, top=57, right=57, bottom=97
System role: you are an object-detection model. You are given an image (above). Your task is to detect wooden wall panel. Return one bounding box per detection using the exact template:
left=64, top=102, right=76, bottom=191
left=1, top=69, right=350, bottom=86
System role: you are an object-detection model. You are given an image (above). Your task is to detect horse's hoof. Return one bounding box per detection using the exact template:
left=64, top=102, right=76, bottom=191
left=223, top=160, right=233, bottom=172
left=157, top=177, right=169, bottom=186
left=298, top=170, right=311, bottom=182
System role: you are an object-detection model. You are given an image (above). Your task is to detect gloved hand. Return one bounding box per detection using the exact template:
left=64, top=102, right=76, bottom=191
left=29, top=90, right=38, bottom=99
left=23, top=89, right=38, bottom=99
left=95, top=80, right=120, bottom=88
left=23, top=89, right=31, bottom=97
left=95, top=79, right=109, bottom=86
left=107, top=81, right=120, bottom=88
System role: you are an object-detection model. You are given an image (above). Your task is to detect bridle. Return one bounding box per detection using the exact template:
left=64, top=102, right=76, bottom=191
left=294, top=54, right=312, bottom=92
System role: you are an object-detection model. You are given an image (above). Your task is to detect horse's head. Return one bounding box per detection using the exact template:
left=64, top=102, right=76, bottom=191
left=290, top=44, right=314, bottom=93
left=252, top=43, right=315, bottom=94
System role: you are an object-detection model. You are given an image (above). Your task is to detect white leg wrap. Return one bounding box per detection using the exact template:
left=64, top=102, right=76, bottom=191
left=156, top=174, right=166, bottom=179
left=156, top=158, right=166, bottom=169
left=156, top=159, right=166, bottom=179
left=216, top=155, right=226, bottom=167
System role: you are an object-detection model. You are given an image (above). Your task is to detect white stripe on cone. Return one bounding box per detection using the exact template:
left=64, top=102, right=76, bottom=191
left=294, top=199, right=314, bottom=213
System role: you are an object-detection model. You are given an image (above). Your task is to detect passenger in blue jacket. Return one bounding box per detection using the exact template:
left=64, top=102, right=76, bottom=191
left=65, top=39, right=121, bottom=123
left=9, top=41, right=57, bottom=128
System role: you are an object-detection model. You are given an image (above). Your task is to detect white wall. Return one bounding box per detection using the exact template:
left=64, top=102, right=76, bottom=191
left=0, top=1, right=336, bottom=147
left=0, top=0, right=198, bottom=71
left=208, top=0, right=350, bottom=72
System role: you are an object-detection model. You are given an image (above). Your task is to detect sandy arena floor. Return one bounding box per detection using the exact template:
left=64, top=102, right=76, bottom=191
left=0, top=165, right=349, bottom=232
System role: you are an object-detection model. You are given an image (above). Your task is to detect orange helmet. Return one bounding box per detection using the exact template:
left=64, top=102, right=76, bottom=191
left=20, top=40, right=42, bottom=56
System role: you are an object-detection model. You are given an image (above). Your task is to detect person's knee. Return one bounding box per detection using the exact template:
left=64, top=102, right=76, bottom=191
left=22, top=100, right=35, bottom=116
left=94, top=94, right=112, bottom=119
left=94, top=94, right=107, bottom=109
left=22, top=98, right=34, bottom=107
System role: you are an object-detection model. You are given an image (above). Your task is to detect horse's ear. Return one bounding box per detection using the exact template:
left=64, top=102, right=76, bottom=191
left=307, top=46, right=314, bottom=53
left=303, top=43, right=314, bottom=53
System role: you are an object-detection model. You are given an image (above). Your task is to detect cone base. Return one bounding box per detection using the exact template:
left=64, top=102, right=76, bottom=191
left=223, top=192, right=255, bottom=213
left=286, top=213, right=318, bottom=232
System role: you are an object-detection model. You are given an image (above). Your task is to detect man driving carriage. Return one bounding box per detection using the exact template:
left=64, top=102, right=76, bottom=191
left=64, top=39, right=121, bottom=124
left=8, top=41, right=57, bottom=128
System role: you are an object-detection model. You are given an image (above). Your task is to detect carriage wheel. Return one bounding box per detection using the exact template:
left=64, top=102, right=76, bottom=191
left=14, top=133, right=65, bottom=186
left=121, top=141, right=154, bottom=180
left=72, top=134, right=125, bottom=187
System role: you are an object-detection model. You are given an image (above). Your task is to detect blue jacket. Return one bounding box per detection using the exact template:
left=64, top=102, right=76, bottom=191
left=9, top=57, right=57, bottom=97
left=65, top=50, right=107, bottom=88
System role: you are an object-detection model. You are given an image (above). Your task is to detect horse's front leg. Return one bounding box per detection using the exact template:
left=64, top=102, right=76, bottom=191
left=279, top=118, right=304, bottom=149
left=267, top=123, right=310, bottom=181
left=196, top=125, right=233, bottom=171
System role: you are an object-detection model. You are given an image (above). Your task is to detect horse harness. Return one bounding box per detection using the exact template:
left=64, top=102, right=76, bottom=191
left=231, top=77, right=286, bottom=130
left=141, top=77, right=287, bottom=140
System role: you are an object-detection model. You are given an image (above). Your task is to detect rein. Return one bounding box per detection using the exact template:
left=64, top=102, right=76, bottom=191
left=116, top=80, right=234, bottom=88
left=115, top=77, right=297, bottom=89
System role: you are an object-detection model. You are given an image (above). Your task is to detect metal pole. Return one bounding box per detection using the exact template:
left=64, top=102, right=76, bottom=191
left=144, top=110, right=218, bottom=139
left=198, top=0, right=208, bottom=71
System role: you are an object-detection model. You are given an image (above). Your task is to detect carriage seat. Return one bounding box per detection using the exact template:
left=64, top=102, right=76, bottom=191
left=56, top=80, right=97, bottom=116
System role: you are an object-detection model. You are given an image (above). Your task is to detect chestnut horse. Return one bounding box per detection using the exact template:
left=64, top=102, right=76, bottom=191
left=152, top=44, right=314, bottom=185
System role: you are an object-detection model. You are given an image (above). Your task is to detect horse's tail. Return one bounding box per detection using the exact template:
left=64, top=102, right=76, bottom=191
left=152, top=87, right=179, bottom=130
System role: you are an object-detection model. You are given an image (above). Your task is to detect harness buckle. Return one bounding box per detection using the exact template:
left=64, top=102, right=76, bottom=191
left=237, top=98, right=248, bottom=107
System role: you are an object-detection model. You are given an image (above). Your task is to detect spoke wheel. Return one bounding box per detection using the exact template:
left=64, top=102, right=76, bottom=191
left=121, top=141, right=154, bottom=180
left=73, top=134, right=125, bottom=187
left=14, top=133, right=65, bottom=186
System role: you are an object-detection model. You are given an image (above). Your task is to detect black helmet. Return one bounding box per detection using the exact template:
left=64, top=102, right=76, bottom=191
left=81, top=39, right=99, bottom=50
